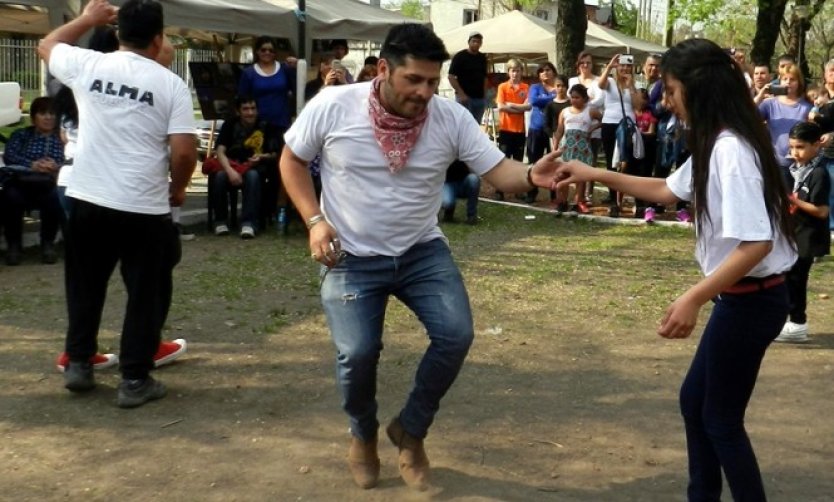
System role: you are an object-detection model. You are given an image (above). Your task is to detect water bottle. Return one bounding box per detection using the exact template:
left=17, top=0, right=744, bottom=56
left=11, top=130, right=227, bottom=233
left=276, top=206, right=288, bottom=235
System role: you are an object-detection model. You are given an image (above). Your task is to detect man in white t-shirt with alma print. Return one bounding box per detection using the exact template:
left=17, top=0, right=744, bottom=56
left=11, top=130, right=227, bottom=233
left=281, top=24, right=561, bottom=491
left=38, top=0, right=196, bottom=408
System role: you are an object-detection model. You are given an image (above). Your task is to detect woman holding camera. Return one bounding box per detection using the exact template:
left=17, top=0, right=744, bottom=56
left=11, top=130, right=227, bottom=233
left=756, top=64, right=812, bottom=169
left=597, top=53, right=644, bottom=217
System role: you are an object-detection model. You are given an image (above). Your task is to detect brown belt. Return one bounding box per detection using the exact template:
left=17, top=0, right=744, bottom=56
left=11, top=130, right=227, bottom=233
left=722, top=274, right=785, bottom=295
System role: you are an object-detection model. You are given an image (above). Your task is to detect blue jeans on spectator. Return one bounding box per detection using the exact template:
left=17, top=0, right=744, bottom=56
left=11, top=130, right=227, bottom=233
left=320, top=238, right=474, bottom=442
left=211, top=169, right=261, bottom=229
left=825, top=158, right=834, bottom=231
left=680, top=283, right=788, bottom=502
left=457, top=97, right=486, bottom=124
left=442, top=174, right=480, bottom=219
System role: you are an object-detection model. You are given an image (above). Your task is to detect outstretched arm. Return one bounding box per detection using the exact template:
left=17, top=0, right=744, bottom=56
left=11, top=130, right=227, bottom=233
left=556, top=160, right=678, bottom=206
left=482, top=150, right=562, bottom=193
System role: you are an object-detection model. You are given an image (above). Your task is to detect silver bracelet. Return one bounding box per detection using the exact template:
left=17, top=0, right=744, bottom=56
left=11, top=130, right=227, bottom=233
left=306, top=214, right=325, bottom=229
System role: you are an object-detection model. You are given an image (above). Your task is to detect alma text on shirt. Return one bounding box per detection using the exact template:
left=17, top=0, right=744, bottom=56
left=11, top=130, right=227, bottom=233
left=89, top=79, right=154, bottom=106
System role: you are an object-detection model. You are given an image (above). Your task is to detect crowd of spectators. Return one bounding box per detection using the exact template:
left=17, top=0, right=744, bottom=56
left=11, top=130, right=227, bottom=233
left=5, top=31, right=834, bottom=264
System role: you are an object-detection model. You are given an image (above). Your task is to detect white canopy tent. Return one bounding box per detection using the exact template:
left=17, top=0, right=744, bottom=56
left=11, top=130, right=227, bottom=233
left=0, top=1, right=80, bottom=34
left=585, top=21, right=667, bottom=59
left=109, top=0, right=417, bottom=55
left=437, top=10, right=665, bottom=64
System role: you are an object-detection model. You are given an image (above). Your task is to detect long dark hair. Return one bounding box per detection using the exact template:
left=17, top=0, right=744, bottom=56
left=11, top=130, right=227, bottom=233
left=660, top=39, right=793, bottom=243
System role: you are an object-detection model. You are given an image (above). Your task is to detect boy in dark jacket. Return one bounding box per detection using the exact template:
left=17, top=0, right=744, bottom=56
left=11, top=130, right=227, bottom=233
left=775, top=122, right=831, bottom=343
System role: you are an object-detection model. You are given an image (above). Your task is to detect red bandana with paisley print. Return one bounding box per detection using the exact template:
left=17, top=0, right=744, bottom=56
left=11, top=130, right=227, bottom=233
left=368, top=76, right=428, bottom=173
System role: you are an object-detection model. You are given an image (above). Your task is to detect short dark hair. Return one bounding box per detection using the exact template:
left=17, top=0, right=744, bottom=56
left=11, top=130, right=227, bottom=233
left=789, top=121, right=822, bottom=143
left=30, top=96, right=54, bottom=117
left=329, top=39, right=348, bottom=50
left=364, top=56, right=379, bottom=66
left=554, top=74, right=568, bottom=87
left=536, top=62, right=557, bottom=75
left=778, top=54, right=796, bottom=63
left=235, top=95, right=257, bottom=110
left=118, top=0, right=163, bottom=50
left=253, top=35, right=275, bottom=52
left=379, top=24, right=449, bottom=69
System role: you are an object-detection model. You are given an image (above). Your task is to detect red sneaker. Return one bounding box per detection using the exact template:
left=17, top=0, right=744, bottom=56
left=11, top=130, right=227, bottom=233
left=577, top=201, right=590, bottom=214
left=154, top=338, right=187, bottom=368
left=56, top=352, right=118, bottom=372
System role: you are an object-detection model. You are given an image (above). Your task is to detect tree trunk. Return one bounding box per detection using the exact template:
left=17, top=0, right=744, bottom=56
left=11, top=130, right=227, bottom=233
left=750, top=0, right=788, bottom=67
left=555, top=0, right=587, bottom=76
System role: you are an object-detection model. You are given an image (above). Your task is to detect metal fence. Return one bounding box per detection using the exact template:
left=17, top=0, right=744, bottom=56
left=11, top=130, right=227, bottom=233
left=0, top=39, right=219, bottom=92
left=0, top=39, right=41, bottom=91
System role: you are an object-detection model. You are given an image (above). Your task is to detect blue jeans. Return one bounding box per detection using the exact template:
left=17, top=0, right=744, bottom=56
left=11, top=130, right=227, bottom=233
left=825, top=158, right=834, bottom=231
left=680, top=284, right=788, bottom=502
left=457, top=97, right=486, bottom=124
left=320, top=238, right=474, bottom=442
left=442, top=174, right=480, bottom=219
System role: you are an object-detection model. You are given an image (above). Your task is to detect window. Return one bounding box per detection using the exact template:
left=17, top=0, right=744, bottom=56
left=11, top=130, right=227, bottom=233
left=534, top=10, right=550, bottom=21
left=463, top=9, right=479, bottom=25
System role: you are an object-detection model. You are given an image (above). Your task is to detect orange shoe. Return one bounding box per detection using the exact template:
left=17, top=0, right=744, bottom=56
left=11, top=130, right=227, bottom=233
left=56, top=352, right=118, bottom=372
left=154, top=338, right=187, bottom=368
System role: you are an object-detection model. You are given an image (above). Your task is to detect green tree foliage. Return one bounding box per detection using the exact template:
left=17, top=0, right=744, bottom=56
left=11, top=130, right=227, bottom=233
left=613, top=0, right=638, bottom=36
left=398, top=0, right=425, bottom=20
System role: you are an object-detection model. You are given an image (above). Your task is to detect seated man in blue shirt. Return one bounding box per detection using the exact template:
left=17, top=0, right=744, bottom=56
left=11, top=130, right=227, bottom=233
left=441, top=160, right=480, bottom=225
left=1, top=96, right=64, bottom=265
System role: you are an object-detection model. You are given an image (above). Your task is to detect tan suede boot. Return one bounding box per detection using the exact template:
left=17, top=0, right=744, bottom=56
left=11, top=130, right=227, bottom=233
left=386, top=417, right=430, bottom=491
left=347, top=435, right=380, bottom=489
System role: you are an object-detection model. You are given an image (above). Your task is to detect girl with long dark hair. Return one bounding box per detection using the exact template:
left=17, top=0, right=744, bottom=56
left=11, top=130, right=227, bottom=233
left=556, top=38, right=797, bottom=501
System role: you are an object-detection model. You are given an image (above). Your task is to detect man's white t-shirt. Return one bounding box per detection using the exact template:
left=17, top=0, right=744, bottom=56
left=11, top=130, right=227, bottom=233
left=285, top=81, right=505, bottom=257
left=666, top=130, right=796, bottom=277
left=49, top=44, right=195, bottom=214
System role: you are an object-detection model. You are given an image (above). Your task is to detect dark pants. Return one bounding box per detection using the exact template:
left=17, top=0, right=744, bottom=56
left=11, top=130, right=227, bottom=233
left=632, top=134, right=657, bottom=212
left=786, top=256, right=813, bottom=324
left=680, top=284, right=788, bottom=502
left=497, top=131, right=526, bottom=199
left=64, top=199, right=180, bottom=380
left=211, top=169, right=262, bottom=229
left=601, top=123, right=638, bottom=205
left=498, top=131, right=526, bottom=161
left=1, top=180, right=62, bottom=247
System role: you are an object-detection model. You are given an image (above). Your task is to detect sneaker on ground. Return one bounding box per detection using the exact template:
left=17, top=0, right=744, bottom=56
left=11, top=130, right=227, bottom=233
left=644, top=207, right=656, bottom=223
left=676, top=208, right=692, bottom=223
left=117, top=376, right=167, bottom=408
left=56, top=352, right=118, bottom=372
left=774, top=322, right=809, bottom=343
left=64, top=361, right=95, bottom=392
left=214, top=224, right=229, bottom=236
left=176, top=223, right=196, bottom=241
left=155, top=338, right=187, bottom=368
left=577, top=201, right=590, bottom=214
left=240, top=225, right=255, bottom=239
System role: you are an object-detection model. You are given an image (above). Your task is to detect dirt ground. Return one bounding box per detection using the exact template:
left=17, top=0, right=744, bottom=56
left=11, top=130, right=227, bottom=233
left=2, top=207, right=833, bottom=501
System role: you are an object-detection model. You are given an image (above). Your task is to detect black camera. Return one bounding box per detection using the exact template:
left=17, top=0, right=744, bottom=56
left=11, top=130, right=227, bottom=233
left=770, top=85, right=788, bottom=96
